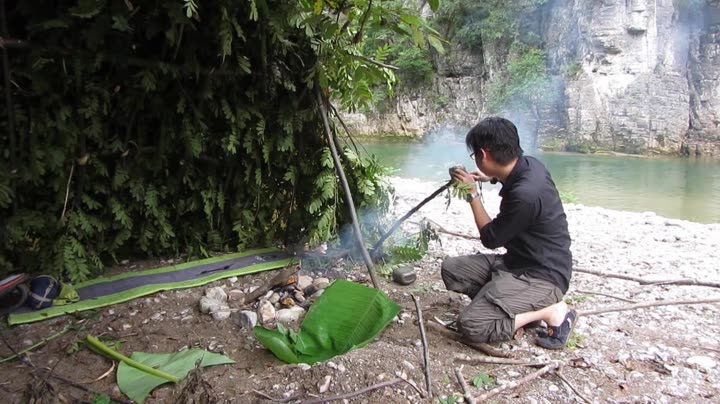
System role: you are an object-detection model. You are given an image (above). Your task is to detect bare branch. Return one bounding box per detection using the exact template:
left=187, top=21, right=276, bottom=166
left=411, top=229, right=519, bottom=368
left=556, top=370, right=592, bottom=404
left=455, top=365, right=477, bottom=404
left=475, top=361, right=561, bottom=402
left=412, top=294, right=432, bottom=398
left=574, top=267, right=720, bottom=289
left=426, top=321, right=513, bottom=358
left=303, top=378, right=404, bottom=404
left=578, top=298, right=720, bottom=316
left=574, top=289, right=637, bottom=303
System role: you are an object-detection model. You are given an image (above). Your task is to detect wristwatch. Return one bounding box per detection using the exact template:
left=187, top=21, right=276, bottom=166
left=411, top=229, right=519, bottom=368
left=466, top=190, right=480, bottom=203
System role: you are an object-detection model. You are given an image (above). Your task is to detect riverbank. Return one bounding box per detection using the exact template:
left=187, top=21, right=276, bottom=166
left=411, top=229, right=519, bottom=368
left=0, top=177, right=718, bottom=403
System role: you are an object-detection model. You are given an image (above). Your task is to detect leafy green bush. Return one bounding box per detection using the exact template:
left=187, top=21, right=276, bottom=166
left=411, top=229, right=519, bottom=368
left=0, top=0, right=435, bottom=281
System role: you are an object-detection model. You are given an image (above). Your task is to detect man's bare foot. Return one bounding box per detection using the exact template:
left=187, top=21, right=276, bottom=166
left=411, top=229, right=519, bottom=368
left=545, top=300, right=568, bottom=327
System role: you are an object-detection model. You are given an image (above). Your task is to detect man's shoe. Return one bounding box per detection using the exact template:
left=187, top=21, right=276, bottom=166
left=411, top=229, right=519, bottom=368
left=535, top=309, right=577, bottom=350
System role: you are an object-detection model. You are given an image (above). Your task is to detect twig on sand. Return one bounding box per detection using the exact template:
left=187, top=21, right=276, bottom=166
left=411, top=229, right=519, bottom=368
left=454, top=354, right=548, bottom=367
left=425, top=321, right=512, bottom=359
left=578, top=297, right=720, bottom=316
left=411, top=294, right=433, bottom=398
left=574, top=289, right=637, bottom=303
left=302, top=377, right=405, bottom=404
left=555, top=370, right=592, bottom=404
left=574, top=267, right=720, bottom=289
left=475, top=361, right=562, bottom=402
left=242, top=265, right=299, bottom=305
left=41, top=369, right=134, bottom=404
left=454, top=365, right=477, bottom=404
left=253, top=389, right=300, bottom=403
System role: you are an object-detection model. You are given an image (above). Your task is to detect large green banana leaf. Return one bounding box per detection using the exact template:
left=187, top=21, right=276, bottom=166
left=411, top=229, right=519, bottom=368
left=254, top=279, right=401, bottom=364
left=117, top=349, right=235, bottom=403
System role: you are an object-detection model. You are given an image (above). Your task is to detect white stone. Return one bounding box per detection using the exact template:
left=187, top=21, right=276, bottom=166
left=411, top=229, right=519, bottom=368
left=548, top=384, right=559, bottom=392
left=297, top=275, right=313, bottom=290
left=318, top=375, right=332, bottom=393
left=687, top=356, right=717, bottom=370
left=257, top=300, right=276, bottom=325
left=276, top=306, right=306, bottom=324
left=402, top=360, right=415, bottom=371
left=298, top=363, right=311, bottom=371
left=269, top=292, right=281, bottom=304
left=205, top=287, right=227, bottom=302
left=228, top=276, right=238, bottom=283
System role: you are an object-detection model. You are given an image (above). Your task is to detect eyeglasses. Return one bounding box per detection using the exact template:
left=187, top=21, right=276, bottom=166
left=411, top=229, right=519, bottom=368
left=470, top=152, right=475, bottom=159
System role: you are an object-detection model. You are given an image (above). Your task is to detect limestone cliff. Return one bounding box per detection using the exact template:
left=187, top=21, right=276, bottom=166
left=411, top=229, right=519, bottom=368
left=348, top=0, right=720, bottom=157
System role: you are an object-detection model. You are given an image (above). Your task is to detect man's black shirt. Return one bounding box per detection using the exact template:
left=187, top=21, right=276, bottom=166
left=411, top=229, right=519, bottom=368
left=479, top=156, right=573, bottom=293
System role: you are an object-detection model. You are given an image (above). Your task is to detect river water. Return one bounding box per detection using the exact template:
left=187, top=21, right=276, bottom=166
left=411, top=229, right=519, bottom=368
left=359, top=139, right=720, bottom=223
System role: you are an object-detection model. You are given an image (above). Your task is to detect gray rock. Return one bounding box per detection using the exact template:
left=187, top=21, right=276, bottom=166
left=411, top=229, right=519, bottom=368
left=269, top=292, right=281, bottom=304
left=228, top=276, right=238, bottom=284
left=313, top=278, right=331, bottom=289
left=212, top=309, right=231, bottom=321
left=199, top=296, right=223, bottom=314
left=257, top=300, right=276, bottom=325
left=294, top=292, right=306, bottom=303
left=232, top=310, right=258, bottom=329
left=228, top=289, right=244, bottom=302
left=276, top=306, right=306, bottom=324
left=205, top=287, right=227, bottom=302
left=402, top=360, right=415, bottom=371
left=297, top=275, right=313, bottom=290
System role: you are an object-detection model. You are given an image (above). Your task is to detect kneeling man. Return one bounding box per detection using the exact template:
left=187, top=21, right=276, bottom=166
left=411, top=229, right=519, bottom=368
left=443, top=117, right=576, bottom=349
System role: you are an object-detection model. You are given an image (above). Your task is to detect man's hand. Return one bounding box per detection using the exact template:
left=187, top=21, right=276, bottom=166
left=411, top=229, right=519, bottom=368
left=450, top=167, right=476, bottom=184
left=450, top=167, right=493, bottom=183
left=468, top=169, right=494, bottom=183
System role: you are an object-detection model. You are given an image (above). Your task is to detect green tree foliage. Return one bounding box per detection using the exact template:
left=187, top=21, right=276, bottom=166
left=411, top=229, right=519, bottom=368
left=0, top=0, right=436, bottom=281
left=432, top=0, right=549, bottom=113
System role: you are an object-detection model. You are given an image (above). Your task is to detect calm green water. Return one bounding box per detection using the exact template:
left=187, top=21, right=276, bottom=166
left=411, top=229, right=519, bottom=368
left=360, top=140, right=720, bottom=223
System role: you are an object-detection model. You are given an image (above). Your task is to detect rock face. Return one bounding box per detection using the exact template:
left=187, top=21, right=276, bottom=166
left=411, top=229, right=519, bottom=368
left=349, top=0, right=720, bottom=157
left=542, top=0, right=693, bottom=154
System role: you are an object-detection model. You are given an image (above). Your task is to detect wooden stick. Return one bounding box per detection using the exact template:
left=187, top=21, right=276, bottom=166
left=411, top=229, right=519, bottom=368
left=425, top=322, right=512, bottom=358
left=578, top=298, right=720, bottom=316
left=242, top=265, right=298, bottom=304
left=412, top=294, right=432, bottom=398
left=44, top=372, right=133, bottom=404
left=420, top=219, right=481, bottom=240
left=317, top=90, right=380, bottom=289
left=454, top=354, right=548, bottom=367
left=454, top=365, right=477, bottom=404
left=371, top=182, right=452, bottom=258
left=574, top=267, right=720, bottom=289
left=60, top=164, right=74, bottom=221
left=555, top=370, right=592, bottom=404
left=475, top=361, right=561, bottom=402
left=574, top=289, right=637, bottom=303
left=302, top=377, right=404, bottom=404
left=0, top=326, right=71, bottom=364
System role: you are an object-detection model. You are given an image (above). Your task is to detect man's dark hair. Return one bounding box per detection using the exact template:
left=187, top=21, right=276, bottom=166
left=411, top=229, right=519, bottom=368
left=465, top=117, right=524, bottom=165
